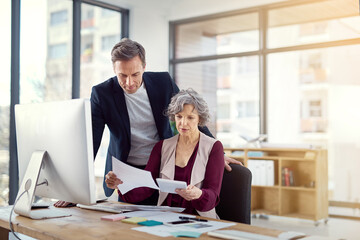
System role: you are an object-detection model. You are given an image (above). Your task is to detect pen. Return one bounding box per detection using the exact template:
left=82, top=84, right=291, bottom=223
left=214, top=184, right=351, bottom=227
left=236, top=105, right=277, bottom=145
left=179, top=216, right=208, bottom=222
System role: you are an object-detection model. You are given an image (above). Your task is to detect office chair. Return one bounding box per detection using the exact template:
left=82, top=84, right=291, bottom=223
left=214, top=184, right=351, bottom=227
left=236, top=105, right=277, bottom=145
left=216, top=163, right=252, bottom=224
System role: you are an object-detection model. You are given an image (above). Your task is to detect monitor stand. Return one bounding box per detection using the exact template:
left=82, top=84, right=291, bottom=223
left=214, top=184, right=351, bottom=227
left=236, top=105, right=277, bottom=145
left=14, top=150, right=71, bottom=219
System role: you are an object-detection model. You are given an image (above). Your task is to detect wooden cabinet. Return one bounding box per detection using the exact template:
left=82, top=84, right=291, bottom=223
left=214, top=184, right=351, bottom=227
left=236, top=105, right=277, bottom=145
left=224, top=147, right=328, bottom=222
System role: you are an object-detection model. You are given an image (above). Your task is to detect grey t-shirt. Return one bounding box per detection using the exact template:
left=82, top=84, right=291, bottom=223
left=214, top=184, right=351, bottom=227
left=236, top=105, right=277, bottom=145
left=124, top=83, right=160, bottom=166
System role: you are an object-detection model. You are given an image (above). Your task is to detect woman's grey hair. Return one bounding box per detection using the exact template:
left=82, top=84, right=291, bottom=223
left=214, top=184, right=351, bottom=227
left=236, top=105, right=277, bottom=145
left=111, top=38, right=146, bottom=67
left=166, top=88, right=210, bottom=126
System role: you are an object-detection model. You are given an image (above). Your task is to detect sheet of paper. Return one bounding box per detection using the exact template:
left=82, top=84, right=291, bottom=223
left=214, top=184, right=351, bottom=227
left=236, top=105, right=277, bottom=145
left=299, top=236, right=339, bottom=240
left=133, top=220, right=236, bottom=237
left=208, top=230, right=278, bottom=240
left=123, top=211, right=188, bottom=222
left=278, top=231, right=306, bottom=239
left=112, top=156, right=159, bottom=194
left=156, top=178, right=187, bottom=194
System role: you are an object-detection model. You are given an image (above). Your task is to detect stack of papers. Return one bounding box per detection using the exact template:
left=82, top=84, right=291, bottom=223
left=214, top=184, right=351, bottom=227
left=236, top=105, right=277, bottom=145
left=121, top=211, right=236, bottom=237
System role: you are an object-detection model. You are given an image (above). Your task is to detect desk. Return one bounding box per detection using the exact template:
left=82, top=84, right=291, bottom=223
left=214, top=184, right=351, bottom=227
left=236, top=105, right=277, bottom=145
left=0, top=203, right=283, bottom=240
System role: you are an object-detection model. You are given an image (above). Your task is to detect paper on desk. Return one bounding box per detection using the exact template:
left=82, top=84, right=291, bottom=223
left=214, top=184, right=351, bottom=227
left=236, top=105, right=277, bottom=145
left=112, top=156, right=159, bottom=194
left=133, top=220, right=235, bottom=237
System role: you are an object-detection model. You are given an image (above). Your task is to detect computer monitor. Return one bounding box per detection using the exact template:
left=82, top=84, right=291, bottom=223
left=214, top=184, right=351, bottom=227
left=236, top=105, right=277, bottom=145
left=14, top=98, right=96, bottom=219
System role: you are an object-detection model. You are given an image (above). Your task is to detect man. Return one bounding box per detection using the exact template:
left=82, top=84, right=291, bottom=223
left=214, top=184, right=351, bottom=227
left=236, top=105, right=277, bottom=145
left=56, top=38, right=239, bottom=206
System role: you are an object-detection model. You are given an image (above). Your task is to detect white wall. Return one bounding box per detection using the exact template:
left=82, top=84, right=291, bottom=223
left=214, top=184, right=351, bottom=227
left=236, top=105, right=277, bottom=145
left=100, top=0, right=286, bottom=71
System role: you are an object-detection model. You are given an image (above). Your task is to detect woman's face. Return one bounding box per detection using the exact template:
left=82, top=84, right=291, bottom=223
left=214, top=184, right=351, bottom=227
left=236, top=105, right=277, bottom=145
left=175, top=104, right=200, bottom=137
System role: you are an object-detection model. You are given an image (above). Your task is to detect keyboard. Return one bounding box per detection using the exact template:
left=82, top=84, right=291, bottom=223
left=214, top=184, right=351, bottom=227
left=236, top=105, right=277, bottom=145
left=77, top=202, right=185, bottom=214
left=31, top=202, right=51, bottom=209
left=77, top=203, right=125, bottom=213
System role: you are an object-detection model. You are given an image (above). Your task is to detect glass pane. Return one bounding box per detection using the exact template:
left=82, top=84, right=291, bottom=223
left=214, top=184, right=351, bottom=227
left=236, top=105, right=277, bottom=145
left=175, top=12, right=259, bottom=59
left=80, top=4, right=121, bottom=199
left=80, top=4, right=121, bottom=98
left=20, top=0, right=73, bottom=103
left=267, top=45, right=360, bottom=202
left=0, top=0, right=11, bottom=207
left=175, top=56, right=260, bottom=148
left=268, top=0, right=360, bottom=48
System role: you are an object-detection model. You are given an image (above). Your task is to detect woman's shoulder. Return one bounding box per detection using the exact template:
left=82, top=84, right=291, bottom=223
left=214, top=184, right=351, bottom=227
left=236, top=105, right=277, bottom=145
left=212, top=140, right=224, bottom=150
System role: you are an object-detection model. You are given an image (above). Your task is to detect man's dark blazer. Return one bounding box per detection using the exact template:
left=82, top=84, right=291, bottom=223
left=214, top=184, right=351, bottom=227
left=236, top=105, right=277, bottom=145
left=90, top=72, right=213, bottom=198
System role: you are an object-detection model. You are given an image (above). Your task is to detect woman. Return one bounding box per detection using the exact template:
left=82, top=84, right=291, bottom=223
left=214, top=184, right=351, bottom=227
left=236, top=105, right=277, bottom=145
left=105, top=89, right=224, bottom=218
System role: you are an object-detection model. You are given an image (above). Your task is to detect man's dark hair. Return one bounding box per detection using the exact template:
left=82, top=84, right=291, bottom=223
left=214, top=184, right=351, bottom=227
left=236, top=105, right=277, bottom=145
left=111, top=38, right=146, bottom=67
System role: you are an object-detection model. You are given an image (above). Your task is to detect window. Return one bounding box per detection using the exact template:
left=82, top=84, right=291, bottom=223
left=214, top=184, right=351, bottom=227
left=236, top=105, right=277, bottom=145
left=22, top=0, right=72, bottom=104
left=171, top=12, right=260, bottom=147
left=217, top=103, right=230, bottom=119
left=101, top=8, right=118, bottom=18
left=268, top=0, right=360, bottom=48
left=237, top=101, right=258, bottom=118
left=6, top=0, right=128, bottom=205
left=79, top=3, right=123, bottom=198
left=50, top=10, right=68, bottom=26
left=49, top=43, right=68, bottom=59
left=175, top=12, right=259, bottom=59
left=171, top=0, right=360, bottom=204
left=80, top=4, right=122, bottom=99
left=102, top=35, right=120, bottom=51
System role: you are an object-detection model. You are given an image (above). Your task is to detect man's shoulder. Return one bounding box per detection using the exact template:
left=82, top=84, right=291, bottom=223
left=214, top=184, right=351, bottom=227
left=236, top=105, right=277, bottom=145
left=143, top=71, right=171, bottom=81
left=93, top=76, right=117, bottom=90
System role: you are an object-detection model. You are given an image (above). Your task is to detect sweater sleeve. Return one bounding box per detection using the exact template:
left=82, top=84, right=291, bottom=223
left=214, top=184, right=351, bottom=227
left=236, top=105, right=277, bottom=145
left=190, top=141, right=224, bottom=212
left=118, top=141, right=163, bottom=203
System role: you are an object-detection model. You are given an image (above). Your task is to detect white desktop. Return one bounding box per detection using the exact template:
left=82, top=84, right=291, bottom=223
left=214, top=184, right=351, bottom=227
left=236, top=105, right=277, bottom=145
left=14, top=98, right=96, bottom=219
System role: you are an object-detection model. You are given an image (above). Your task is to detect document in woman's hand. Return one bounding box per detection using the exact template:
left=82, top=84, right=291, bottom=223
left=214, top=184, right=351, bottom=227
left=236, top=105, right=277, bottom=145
left=156, top=178, right=187, bottom=194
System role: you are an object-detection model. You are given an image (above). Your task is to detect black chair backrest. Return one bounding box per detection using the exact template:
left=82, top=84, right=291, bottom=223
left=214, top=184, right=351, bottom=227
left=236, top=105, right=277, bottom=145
left=216, top=163, right=252, bottom=224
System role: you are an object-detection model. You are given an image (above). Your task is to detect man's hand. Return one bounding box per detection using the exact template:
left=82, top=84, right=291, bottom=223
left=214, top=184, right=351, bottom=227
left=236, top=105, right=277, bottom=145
left=224, top=155, right=243, bottom=171
left=54, top=201, right=76, bottom=208
left=105, top=171, right=123, bottom=189
left=175, top=185, right=202, bottom=201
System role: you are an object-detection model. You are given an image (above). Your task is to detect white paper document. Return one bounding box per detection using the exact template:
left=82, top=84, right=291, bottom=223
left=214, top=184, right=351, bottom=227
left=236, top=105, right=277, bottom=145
left=208, top=230, right=278, bottom=240
left=112, top=156, right=189, bottom=195
left=156, top=178, right=187, bottom=193
left=111, top=156, right=159, bottom=194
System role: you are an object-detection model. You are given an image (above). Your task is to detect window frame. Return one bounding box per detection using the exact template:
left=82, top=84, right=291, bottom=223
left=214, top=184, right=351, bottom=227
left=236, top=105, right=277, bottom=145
left=169, top=0, right=360, bottom=205
left=8, top=0, right=129, bottom=204
left=169, top=0, right=360, bottom=136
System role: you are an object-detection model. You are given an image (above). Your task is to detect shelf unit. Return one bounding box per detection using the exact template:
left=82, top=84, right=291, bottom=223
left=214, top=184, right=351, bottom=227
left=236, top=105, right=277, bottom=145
left=224, top=147, right=328, bottom=221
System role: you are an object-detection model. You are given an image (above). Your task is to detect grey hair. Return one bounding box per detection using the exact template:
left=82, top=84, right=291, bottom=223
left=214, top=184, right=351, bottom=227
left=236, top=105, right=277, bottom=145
left=166, top=88, right=210, bottom=126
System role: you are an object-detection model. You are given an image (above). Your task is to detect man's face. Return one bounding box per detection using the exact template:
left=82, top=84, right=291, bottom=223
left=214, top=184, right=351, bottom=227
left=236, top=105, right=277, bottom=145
left=113, top=56, right=145, bottom=94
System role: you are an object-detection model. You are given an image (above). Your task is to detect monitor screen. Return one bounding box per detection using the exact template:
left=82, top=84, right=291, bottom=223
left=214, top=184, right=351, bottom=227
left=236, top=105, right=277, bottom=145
left=14, top=98, right=96, bottom=219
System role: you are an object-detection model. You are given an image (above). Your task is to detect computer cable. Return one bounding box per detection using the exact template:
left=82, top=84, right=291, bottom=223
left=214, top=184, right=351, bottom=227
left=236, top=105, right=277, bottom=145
left=9, top=179, right=32, bottom=240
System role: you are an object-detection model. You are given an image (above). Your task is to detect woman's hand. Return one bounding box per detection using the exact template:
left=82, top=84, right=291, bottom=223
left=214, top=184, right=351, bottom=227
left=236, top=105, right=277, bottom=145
left=105, top=171, right=123, bottom=189
left=175, top=185, right=202, bottom=201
